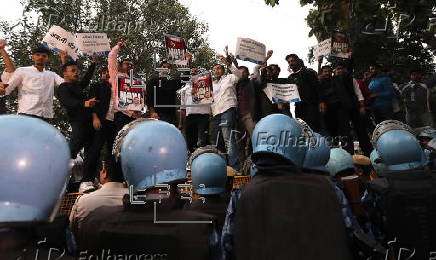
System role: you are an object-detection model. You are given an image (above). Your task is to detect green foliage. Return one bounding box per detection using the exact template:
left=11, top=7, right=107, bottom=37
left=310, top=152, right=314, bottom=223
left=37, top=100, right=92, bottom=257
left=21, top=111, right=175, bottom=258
left=265, top=0, right=435, bottom=81
left=0, top=0, right=217, bottom=137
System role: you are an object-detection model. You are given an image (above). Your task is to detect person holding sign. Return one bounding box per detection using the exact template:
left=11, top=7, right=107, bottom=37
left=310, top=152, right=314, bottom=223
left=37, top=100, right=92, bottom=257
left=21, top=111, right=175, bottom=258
left=57, top=55, right=99, bottom=192
left=286, top=54, right=322, bottom=131
left=146, top=54, right=192, bottom=125
left=179, top=67, right=211, bottom=152
left=210, top=55, right=242, bottom=171
left=108, top=40, right=144, bottom=132
left=0, top=46, right=64, bottom=120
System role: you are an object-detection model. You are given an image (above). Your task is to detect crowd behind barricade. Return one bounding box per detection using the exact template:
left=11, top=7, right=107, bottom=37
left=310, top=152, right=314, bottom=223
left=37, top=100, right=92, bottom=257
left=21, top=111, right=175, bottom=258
left=1, top=37, right=436, bottom=260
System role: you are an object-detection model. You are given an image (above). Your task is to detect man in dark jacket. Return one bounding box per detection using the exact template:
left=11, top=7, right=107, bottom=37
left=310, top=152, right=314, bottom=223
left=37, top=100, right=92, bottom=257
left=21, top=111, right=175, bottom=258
left=286, top=54, right=322, bottom=131
left=57, top=57, right=98, bottom=192
left=82, top=67, right=118, bottom=189
left=147, top=55, right=192, bottom=125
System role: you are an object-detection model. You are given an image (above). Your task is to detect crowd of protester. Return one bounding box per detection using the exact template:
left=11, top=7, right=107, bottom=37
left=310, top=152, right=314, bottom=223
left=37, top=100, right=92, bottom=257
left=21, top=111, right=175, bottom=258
left=1, top=37, right=436, bottom=259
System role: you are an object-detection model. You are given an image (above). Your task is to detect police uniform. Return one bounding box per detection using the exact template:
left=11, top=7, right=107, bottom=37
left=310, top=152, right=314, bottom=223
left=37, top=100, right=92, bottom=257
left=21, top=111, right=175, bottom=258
left=78, top=195, right=219, bottom=260
left=232, top=164, right=352, bottom=260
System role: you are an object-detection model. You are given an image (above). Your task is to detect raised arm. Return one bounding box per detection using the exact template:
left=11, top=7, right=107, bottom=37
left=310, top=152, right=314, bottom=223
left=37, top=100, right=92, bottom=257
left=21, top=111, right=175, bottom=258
left=0, top=40, right=15, bottom=73
left=80, top=55, right=98, bottom=88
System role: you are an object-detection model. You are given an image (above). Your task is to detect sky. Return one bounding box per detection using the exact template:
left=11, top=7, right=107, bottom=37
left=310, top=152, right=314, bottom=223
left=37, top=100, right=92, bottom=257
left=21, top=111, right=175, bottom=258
left=2, top=0, right=317, bottom=76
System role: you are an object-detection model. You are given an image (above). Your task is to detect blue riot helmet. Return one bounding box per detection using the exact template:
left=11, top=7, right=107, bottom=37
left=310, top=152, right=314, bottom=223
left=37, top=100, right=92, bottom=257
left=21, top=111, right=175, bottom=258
left=191, top=153, right=227, bottom=195
left=369, top=149, right=387, bottom=175
left=326, top=148, right=354, bottom=177
left=303, top=132, right=331, bottom=172
left=251, top=114, right=307, bottom=167
left=120, top=120, right=188, bottom=192
left=0, top=115, right=70, bottom=225
left=375, top=130, right=424, bottom=171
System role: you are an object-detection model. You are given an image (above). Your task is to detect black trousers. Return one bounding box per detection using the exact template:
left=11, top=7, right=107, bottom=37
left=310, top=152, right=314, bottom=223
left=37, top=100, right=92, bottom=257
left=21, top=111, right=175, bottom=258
left=114, top=112, right=136, bottom=133
left=324, top=103, right=373, bottom=156
left=69, top=121, right=94, bottom=159
left=184, top=114, right=209, bottom=153
left=82, top=119, right=117, bottom=182
left=295, top=102, right=321, bottom=132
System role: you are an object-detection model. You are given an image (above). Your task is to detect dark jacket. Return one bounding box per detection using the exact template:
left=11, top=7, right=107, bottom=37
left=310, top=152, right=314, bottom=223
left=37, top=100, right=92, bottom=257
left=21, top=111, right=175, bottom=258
left=319, top=73, right=359, bottom=109
left=146, top=77, right=184, bottom=116
left=78, top=195, right=216, bottom=260
left=288, top=66, right=320, bottom=105
left=57, top=63, right=96, bottom=122
left=89, top=79, right=112, bottom=121
left=234, top=163, right=352, bottom=260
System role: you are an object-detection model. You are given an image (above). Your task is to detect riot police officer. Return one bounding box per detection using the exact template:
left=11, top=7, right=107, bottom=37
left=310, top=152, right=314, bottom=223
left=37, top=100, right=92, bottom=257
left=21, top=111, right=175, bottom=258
left=0, top=115, right=72, bottom=259
left=77, top=119, right=220, bottom=260
left=222, top=114, right=351, bottom=260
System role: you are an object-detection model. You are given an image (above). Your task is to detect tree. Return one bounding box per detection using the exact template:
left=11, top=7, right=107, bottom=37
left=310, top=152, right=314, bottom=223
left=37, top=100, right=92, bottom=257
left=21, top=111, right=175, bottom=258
left=264, top=0, right=435, bottom=81
left=0, top=0, right=218, bottom=137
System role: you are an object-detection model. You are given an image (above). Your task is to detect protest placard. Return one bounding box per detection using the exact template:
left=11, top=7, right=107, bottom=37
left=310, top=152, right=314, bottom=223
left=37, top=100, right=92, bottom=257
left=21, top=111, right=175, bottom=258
left=235, top=37, right=266, bottom=64
left=42, top=26, right=78, bottom=60
left=313, top=38, right=332, bottom=59
left=76, top=33, right=111, bottom=55
left=116, top=75, right=146, bottom=112
left=191, top=72, right=213, bottom=105
left=331, top=32, right=352, bottom=59
left=263, top=83, right=301, bottom=103
left=164, top=34, right=188, bottom=66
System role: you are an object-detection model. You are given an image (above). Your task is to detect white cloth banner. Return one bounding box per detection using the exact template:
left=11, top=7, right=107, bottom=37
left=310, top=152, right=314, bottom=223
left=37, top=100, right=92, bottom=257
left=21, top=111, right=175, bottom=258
left=235, top=37, right=266, bottom=65
left=76, top=33, right=111, bottom=55
left=264, top=83, right=301, bottom=103
left=313, top=38, right=332, bottom=59
left=42, top=26, right=78, bottom=60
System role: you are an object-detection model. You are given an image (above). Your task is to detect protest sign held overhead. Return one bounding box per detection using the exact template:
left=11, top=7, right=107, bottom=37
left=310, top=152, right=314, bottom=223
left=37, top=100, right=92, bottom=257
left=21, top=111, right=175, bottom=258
left=76, top=33, right=111, bottom=56
left=331, top=32, right=352, bottom=59
left=313, top=38, right=332, bottom=59
left=191, top=72, right=213, bottom=105
left=116, top=75, right=146, bottom=112
left=312, top=32, right=351, bottom=59
left=164, top=34, right=188, bottom=66
left=235, top=37, right=266, bottom=64
left=42, top=26, right=78, bottom=60
left=263, top=83, right=301, bottom=103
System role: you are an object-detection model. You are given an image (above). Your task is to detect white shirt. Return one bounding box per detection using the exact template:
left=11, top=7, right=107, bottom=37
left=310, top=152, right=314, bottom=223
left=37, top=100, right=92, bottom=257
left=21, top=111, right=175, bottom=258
left=69, top=182, right=128, bottom=233
left=1, top=71, right=12, bottom=83
left=211, top=66, right=241, bottom=116
left=3, top=66, right=64, bottom=118
left=352, top=78, right=364, bottom=101
left=180, top=83, right=211, bottom=116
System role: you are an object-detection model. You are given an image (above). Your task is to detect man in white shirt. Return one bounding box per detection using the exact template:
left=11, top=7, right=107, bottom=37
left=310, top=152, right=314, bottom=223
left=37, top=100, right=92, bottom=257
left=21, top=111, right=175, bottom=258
left=69, top=159, right=127, bottom=238
left=179, top=67, right=211, bottom=152
left=210, top=56, right=242, bottom=171
left=0, top=46, right=64, bottom=120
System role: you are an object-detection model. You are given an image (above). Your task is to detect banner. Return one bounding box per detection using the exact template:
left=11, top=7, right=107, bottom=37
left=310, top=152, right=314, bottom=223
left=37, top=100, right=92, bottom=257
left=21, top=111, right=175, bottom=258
left=235, top=37, right=266, bottom=65
left=191, top=72, right=213, bottom=105
left=116, top=75, right=146, bottom=112
left=263, top=83, right=301, bottom=103
left=164, top=34, right=188, bottom=66
left=313, top=38, right=332, bottom=59
left=76, top=33, right=111, bottom=55
left=331, top=32, right=352, bottom=59
left=42, top=26, right=78, bottom=60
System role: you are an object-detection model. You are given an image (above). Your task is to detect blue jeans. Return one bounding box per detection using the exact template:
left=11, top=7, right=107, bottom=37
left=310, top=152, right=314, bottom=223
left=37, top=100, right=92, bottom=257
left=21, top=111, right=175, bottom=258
left=211, top=108, right=240, bottom=171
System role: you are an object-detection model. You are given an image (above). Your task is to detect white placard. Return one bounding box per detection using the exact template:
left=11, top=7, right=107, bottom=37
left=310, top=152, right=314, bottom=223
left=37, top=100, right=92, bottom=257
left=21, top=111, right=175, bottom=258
left=42, top=26, right=78, bottom=60
left=313, top=38, right=332, bottom=59
left=264, top=83, right=301, bottom=103
left=235, top=37, right=266, bottom=65
left=76, top=33, right=111, bottom=55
